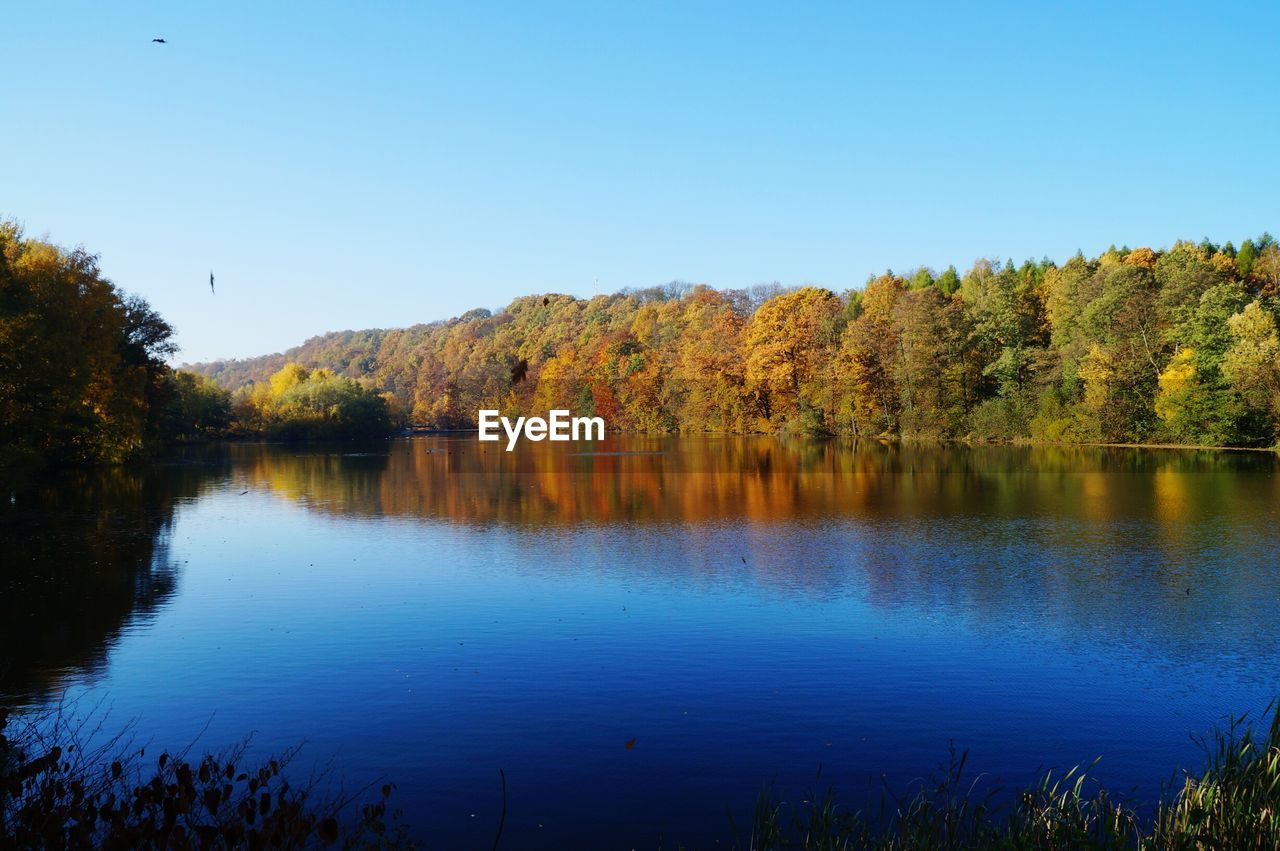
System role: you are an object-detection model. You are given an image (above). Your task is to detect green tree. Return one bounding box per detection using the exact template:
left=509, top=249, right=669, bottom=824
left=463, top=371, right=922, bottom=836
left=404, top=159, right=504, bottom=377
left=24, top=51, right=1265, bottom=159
left=161, top=372, right=233, bottom=440
left=936, top=265, right=961, bottom=297
left=1237, top=239, right=1257, bottom=277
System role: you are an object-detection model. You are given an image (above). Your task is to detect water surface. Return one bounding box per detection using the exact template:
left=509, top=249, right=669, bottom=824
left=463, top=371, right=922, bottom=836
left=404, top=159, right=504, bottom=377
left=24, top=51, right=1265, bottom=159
left=3, top=437, right=1279, bottom=847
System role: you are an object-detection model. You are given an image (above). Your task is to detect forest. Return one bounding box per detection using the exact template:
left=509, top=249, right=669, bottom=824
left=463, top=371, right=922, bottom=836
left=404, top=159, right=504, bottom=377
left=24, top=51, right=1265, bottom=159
left=6, top=218, right=1280, bottom=461
left=0, top=223, right=390, bottom=465
left=190, top=234, right=1280, bottom=448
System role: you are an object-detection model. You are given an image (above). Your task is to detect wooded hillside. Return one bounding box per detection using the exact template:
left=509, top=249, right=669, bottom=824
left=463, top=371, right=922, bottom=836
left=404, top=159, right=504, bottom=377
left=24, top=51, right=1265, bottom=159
left=184, top=237, right=1280, bottom=446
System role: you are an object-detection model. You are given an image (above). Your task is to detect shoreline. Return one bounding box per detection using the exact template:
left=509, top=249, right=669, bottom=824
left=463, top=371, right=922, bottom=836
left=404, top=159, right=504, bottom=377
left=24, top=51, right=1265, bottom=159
left=6, top=433, right=1275, bottom=476
left=400, top=428, right=1280, bottom=454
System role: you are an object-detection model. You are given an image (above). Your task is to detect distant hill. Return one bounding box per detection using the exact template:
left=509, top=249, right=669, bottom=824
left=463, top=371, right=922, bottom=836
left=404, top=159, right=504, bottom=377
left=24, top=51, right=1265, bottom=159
left=184, top=327, right=415, bottom=391
left=180, top=283, right=778, bottom=425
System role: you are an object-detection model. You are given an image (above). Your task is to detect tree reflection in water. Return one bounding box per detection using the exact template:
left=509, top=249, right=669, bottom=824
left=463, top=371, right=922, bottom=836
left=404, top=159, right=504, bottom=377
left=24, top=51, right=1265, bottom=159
left=1, top=454, right=228, bottom=706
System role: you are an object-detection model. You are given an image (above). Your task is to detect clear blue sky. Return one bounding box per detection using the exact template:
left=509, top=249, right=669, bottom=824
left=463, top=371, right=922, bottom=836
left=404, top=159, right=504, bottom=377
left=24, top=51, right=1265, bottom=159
left=4, top=1, right=1277, bottom=363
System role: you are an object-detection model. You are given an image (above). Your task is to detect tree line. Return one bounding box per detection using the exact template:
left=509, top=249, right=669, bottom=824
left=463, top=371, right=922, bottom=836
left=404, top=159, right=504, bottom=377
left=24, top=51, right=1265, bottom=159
left=6, top=218, right=1278, bottom=459
left=191, top=234, right=1280, bottom=447
left=0, top=223, right=390, bottom=465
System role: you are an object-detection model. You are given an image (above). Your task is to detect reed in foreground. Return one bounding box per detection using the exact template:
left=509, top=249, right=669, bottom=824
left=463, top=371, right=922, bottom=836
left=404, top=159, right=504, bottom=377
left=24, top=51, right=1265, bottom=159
left=740, top=704, right=1280, bottom=850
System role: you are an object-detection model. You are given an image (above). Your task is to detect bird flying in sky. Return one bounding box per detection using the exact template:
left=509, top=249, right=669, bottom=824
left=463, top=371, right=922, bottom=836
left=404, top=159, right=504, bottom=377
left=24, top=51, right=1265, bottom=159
left=151, top=38, right=167, bottom=43
left=209, top=271, right=215, bottom=295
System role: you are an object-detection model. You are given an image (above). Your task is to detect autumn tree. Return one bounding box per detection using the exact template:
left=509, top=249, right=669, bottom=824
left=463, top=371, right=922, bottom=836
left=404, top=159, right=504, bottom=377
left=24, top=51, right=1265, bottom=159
left=840, top=274, right=905, bottom=436
left=743, top=287, right=844, bottom=432
left=0, top=222, right=181, bottom=463
left=1222, top=302, right=1280, bottom=443
left=235, top=364, right=391, bottom=439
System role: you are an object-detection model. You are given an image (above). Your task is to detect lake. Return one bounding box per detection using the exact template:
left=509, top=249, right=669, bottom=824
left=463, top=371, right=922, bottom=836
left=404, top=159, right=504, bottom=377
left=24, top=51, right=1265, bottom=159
left=3, top=436, right=1279, bottom=848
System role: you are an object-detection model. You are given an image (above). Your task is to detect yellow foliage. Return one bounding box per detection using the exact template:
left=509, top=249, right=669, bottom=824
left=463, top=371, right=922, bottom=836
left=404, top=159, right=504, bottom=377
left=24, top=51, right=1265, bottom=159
left=1076, top=344, right=1116, bottom=412
left=743, top=287, right=842, bottom=428
left=1098, top=246, right=1125, bottom=267
left=530, top=349, right=578, bottom=412
left=1155, top=348, right=1197, bottom=423
left=269, top=363, right=310, bottom=398
left=859, top=274, right=905, bottom=324
left=1123, top=247, right=1158, bottom=269
left=1210, top=251, right=1238, bottom=276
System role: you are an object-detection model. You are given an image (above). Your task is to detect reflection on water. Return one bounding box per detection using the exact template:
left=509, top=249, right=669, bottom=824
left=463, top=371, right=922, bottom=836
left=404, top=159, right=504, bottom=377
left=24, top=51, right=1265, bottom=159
left=231, top=436, right=1280, bottom=668
left=233, top=435, right=1278, bottom=522
left=2, top=437, right=1279, bottom=848
left=1, top=459, right=227, bottom=702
